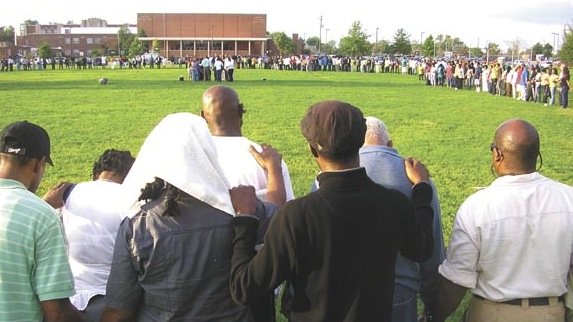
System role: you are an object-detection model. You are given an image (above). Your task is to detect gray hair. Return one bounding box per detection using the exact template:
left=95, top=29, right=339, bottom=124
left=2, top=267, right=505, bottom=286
left=364, top=116, right=391, bottom=146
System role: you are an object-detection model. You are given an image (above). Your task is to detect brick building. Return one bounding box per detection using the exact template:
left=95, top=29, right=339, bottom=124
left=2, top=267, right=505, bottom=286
left=16, top=18, right=136, bottom=57
left=137, top=13, right=268, bottom=58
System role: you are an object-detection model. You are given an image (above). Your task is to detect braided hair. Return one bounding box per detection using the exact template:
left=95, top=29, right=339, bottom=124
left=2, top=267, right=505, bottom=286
left=92, top=149, right=135, bottom=181
left=138, top=177, right=181, bottom=217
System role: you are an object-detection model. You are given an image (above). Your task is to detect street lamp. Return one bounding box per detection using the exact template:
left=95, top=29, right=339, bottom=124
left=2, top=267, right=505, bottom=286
left=375, top=27, right=379, bottom=55
left=552, top=32, right=559, bottom=55
left=325, top=28, right=330, bottom=54
left=318, top=16, right=323, bottom=54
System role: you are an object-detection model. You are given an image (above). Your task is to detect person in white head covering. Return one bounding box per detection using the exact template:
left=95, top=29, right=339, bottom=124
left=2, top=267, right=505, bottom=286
left=100, top=113, right=284, bottom=322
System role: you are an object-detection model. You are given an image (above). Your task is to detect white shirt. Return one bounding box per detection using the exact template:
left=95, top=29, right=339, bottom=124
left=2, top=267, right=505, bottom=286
left=224, top=58, right=235, bottom=69
left=61, top=180, right=125, bottom=310
left=439, top=172, right=573, bottom=301
left=212, top=136, right=295, bottom=201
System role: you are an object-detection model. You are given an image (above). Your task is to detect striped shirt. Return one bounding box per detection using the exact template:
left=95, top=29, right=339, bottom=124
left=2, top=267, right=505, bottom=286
left=0, top=178, right=75, bottom=321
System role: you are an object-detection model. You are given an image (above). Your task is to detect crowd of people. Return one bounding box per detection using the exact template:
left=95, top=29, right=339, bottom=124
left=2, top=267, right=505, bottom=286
left=419, top=59, right=571, bottom=109
left=1, top=80, right=573, bottom=322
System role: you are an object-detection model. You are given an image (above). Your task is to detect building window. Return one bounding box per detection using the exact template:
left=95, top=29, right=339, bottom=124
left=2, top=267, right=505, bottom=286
left=65, top=38, right=71, bottom=45
left=73, top=38, right=80, bottom=45
left=94, top=37, right=101, bottom=44
left=87, top=38, right=93, bottom=44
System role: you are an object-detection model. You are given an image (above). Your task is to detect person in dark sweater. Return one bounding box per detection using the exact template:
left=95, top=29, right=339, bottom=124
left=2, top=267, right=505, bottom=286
left=228, top=100, right=435, bottom=322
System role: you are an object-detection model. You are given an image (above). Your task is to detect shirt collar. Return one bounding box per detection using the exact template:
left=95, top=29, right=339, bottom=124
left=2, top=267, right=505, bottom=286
left=491, top=172, right=545, bottom=186
left=360, top=145, right=400, bottom=157
left=0, top=178, right=27, bottom=190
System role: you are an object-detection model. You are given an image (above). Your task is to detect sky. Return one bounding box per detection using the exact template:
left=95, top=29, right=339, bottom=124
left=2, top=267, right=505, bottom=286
left=1, top=0, right=571, bottom=51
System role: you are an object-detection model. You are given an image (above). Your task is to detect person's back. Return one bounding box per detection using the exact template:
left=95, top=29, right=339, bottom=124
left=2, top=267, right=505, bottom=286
left=435, top=119, right=573, bottom=322
left=0, top=121, right=81, bottom=322
left=102, top=113, right=282, bottom=322
left=51, top=149, right=135, bottom=321
left=359, top=116, right=445, bottom=322
left=229, top=101, right=435, bottom=322
left=110, top=187, right=256, bottom=321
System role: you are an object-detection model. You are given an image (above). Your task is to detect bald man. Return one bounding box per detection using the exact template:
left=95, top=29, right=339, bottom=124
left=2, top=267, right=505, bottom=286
left=433, top=119, right=573, bottom=322
left=200, top=85, right=295, bottom=202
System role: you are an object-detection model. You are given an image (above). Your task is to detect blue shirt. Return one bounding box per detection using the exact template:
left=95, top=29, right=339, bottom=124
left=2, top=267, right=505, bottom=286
left=359, top=145, right=445, bottom=304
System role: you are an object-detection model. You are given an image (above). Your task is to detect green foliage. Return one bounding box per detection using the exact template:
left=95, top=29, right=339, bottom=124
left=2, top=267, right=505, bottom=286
left=151, top=40, right=161, bottom=53
left=306, top=36, right=320, bottom=48
left=270, top=32, right=294, bottom=55
left=118, top=25, right=136, bottom=57
left=339, top=21, right=372, bottom=56
left=531, top=42, right=544, bottom=56
left=487, top=42, right=501, bottom=56
left=469, top=47, right=484, bottom=58
left=0, top=69, right=571, bottom=322
left=0, top=26, right=15, bottom=43
left=38, top=41, right=52, bottom=58
left=558, top=28, right=573, bottom=64
left=543, top=43, right=554, bottom=58
left=137, top=29, right=149, bottom=53
left=90, top=49, right=101, bottom=58
left=23, top=19, right=38, bottom=25
left=422, top=35, right=435, bottom=57
left=390, top=28, right=412, bottom=55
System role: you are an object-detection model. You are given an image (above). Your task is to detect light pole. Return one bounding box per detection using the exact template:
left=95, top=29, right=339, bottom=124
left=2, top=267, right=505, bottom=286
left=551, top=32, right=559, bottom=55
left=375, top=27, right=379, bottom=55
left=318, top=15, right=323, bottom=54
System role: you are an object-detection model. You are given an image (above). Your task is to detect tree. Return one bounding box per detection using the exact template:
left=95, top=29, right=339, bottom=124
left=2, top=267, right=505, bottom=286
left=128, top=36, right=143, bottom=57
left=118, top=25, right=136, bottom=56
left=306, top=36, right=320, bottom=48
left=0, top=26, right=14, bottom=43
left=543, top=43, right=554, bottom=58
left=469, top=47, right=484, bottom=58
left=559, top=26, right=573, bottom=65
left=391, top=28, right=411, bottom=55
left=270, top=32, right=294, bottom=55
left=23, top=20, right=38, bottom=25
left=487, top=42, right=501, bottom=56
left=38, top=41, right=52, bottom=58
left=151, top=40, right=161, bottom=53
left=531, top=42, right=544, bottom=56
left=338, top=21, right=371, bottom=56
left=422, top=35, right=435, bottom=57
left=137, top=29, right=149, bottom=53
left=322, top=40, right=337, bottom=55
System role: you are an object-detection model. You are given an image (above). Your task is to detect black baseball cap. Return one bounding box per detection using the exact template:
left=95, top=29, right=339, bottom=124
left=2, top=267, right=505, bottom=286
left=0, top=121, right=53, bottom=165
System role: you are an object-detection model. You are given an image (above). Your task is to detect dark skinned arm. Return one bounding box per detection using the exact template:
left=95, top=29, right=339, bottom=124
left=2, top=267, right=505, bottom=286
left=41, top=298, right=84, bottom=322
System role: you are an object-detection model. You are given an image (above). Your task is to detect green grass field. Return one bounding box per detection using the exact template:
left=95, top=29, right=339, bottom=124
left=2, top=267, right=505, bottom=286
left=1, top=67, right=572, bottom=321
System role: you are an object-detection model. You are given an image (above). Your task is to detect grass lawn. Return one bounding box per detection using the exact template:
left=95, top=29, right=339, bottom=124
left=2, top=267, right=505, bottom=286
left=1, top=67, right=572, bottom=321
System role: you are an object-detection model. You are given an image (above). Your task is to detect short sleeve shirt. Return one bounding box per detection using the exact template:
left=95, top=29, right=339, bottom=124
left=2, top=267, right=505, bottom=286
left=0, top=179, right=75, bottom=321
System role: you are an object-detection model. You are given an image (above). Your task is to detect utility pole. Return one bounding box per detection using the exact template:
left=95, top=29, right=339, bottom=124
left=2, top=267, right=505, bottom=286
left=318, top=15, right=323, bottom=55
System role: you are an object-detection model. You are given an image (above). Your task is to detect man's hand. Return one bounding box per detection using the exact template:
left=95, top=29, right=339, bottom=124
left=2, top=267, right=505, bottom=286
left=249, top=144, right=282, bottom=173
left=42, top=182, right=74, bottom=209
left=404, top=157, right=430, bottom=185
left=230, top=185, right=258, bottom=216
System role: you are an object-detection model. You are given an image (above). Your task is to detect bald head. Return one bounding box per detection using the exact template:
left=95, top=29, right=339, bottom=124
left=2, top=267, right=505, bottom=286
left=201, top=85, right=244, bottom=136
left=493, top=119, right=540, bottom=173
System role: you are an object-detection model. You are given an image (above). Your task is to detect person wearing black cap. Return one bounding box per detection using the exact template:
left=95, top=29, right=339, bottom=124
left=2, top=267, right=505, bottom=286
left=0, top=121, right=82, bottom=322
left=228, top=101, right=435, bottom=322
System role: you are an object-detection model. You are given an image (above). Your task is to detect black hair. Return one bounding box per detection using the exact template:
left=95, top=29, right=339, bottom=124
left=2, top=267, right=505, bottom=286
left=92, top=149, right=135, bottom=181
left=138, top=177, right=181, bottom=217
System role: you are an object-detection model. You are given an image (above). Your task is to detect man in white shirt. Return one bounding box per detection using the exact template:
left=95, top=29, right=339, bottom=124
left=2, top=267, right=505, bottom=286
left=433, top=119, right=573, bottom=322
left=200, top=85, right=295, bottom=202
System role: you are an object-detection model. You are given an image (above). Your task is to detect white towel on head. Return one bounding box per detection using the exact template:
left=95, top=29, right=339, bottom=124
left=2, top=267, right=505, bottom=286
left=120, top=112, right=235, bottom=216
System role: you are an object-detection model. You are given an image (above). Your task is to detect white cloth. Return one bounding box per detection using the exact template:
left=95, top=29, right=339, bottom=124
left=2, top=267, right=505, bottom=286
left=211, top=136, right=295, bottom=201
left=439, top=172, right=573, bottom=301
left=121, top=113, right=235, bottom=216
left=61, top=180, right=125, bottom=310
